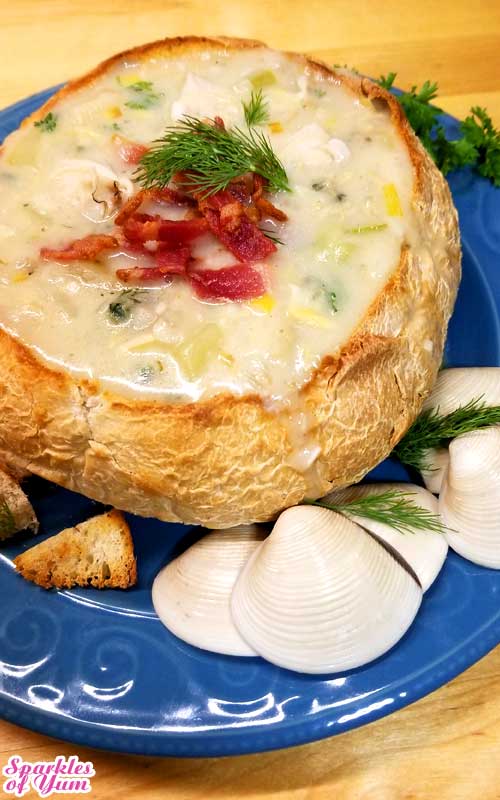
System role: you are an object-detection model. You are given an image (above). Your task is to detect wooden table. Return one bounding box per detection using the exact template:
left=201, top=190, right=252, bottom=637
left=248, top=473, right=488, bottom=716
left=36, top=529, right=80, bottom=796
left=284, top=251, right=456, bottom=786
left=1, top=1, right=500, bottom=797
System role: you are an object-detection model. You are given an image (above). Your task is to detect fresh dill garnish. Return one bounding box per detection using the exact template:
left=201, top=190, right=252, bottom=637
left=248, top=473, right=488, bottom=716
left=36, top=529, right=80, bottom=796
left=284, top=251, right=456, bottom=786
left=377, top=74, right=500, bottom=185
left=0, top=498, right=16, bottom=538
left=393, top=397, right=500, bottom=470
left=135, top=115, right=290, bottom=196
left=261, top=229, right=284, bottom=246
left=34, top=112, right=57, bottom=133
left=328, top=290, right=338, bottom=312
left=306, top=490, right=447, bottom=535
left=242, top=89, right=270, bottom=126
left=108, top=288, right=144, bottom=324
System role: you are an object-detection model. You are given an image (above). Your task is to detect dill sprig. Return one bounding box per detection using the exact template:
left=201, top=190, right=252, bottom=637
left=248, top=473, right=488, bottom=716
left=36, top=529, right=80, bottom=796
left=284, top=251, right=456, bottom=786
left=393, top=397, right=500, bottom=470
left=242, top=89, right=270, bottom=126
left=0, top=498, right=16, bottom=538
left=135, top=116, right=290, bottom=196
left=261, top=228, right=284, bottom=246
left=306, top=490, right=446, bottom=535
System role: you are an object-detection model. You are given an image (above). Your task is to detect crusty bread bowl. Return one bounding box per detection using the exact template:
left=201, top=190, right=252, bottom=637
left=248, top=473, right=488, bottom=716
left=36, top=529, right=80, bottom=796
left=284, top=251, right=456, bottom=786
left=0, top=36, right=460, bottom=527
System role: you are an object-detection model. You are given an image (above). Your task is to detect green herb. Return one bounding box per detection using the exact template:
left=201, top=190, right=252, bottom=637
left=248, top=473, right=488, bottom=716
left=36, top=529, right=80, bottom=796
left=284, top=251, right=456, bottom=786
left=34, top=112, right=57, bottom=133
left=261, top=229, right=284, bottom=246
left=128, top=80, right=155, bottom=92
left=393, top=397, right=500, bottom=470
left=312, top=88, right=326, bottom=98
left=136, top=115, right=290, bottom=196
left=108, top=289, right=144, bottom=324
left=328, top=290, right=338, bottom=312
left=123, top=80, right=160, bottom=110
left=346, top=224, right=388, bottom=234
left=306, top=490, right=447, bottom=535
left=0, top=498, right=16, bottom=538
left=242, top=89, right=270, bottom=127
left=312, top=181, right=326, bottom=191
left=377, top=73, right=500, bottom=186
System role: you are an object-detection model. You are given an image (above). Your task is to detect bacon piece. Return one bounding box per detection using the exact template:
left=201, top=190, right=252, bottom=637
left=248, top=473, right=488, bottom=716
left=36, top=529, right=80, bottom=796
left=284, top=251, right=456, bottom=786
left=255, top=196, right=288, bottom=221
left=154, top=247, right=190, bottom=274
left=122, top=213, right=208, bottom=246
left=251, top=174, right=288, bottom=221
left=40, top=234, right=118, bottom=262
left=116, top=266, right=174, bottom=284
left=201, top=202, right=276, bottom=262
left=112, top=134, right=149, bottom=165
left=114, top=191, right=148, bottom=226
left=114, top=187, right=195, bottom=227
left=189, top=263, right=266, bottom=301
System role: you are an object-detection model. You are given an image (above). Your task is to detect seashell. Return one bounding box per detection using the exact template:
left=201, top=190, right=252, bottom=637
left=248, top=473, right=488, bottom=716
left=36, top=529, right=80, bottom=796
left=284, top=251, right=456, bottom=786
left=420, top=447, right=450, bottom=495
left=423, top=368, right=500, bottom=415
left=440, top=427, right=500, bottom=568
left=231, top=506, right=422, bottom=674
left=152, top=525, right=266, bottom=656
left=322, top=483, right=448, bottom=591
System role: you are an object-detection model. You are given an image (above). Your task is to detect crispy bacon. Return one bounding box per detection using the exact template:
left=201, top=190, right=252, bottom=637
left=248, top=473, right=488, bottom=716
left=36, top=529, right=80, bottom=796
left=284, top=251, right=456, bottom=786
left=251, top=174, right=288, bottom=221
left=255, top=196, right=288, bottom=221
left=189, top=263, right=266, bottom=301
left=116, top=266, right=174, bottom=284
left=114, top=187, right=196, bottom=227
left=154, top=247, right=190, bottom=274
left=200, top=198, right=276, bottom=262
left=40, top=234, right=118, bottom=262
left=112, top=134, right=149, bottom=165
left=122, top=213, right=208, bottom=246
left=114, top=191, right=148, bottom=226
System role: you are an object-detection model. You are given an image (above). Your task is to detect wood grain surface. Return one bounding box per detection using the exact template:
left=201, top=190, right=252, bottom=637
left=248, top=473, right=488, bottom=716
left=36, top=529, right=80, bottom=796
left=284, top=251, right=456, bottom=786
left=1, top=1, right=500, bottom=797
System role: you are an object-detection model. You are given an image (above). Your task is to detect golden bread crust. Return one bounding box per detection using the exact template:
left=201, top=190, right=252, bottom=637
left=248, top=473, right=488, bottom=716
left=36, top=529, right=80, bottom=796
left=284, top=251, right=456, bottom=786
left=0, top=37, right=461, bottom=527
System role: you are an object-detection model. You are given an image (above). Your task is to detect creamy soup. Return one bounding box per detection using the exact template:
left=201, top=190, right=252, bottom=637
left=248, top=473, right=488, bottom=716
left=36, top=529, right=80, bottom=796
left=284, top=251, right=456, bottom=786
left=0, top=48, right=414, bottom=403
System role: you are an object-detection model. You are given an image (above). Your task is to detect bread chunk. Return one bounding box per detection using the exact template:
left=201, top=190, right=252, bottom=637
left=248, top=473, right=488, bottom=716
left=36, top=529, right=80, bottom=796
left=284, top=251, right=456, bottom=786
left=14, top=509, right=137, bottom=589
left=0, top=469, right=38, bottom=541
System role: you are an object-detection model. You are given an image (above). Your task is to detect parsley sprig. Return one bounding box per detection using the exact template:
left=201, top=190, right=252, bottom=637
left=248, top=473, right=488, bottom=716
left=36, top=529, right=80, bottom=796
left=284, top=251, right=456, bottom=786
left=378, top=73, right=500, bottom=185
left=34, top=112, right=57, bottom=133
left=136, top=115, right=290, bottom=196
left=306, top=490, right=446, bottom=535
left=393, top=398, right=500, bottom=470
left=124, top=80, right=160, bottom=110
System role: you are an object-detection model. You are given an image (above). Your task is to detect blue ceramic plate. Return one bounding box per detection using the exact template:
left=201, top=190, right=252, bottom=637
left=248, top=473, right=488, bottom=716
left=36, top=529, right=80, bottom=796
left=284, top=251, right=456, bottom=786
left=1, top=88, right=499, bottom=757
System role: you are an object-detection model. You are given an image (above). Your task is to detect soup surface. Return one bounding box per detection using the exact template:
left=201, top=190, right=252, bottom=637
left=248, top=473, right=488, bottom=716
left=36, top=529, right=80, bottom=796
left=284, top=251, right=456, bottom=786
left=0, top=48, right=415, bottom=403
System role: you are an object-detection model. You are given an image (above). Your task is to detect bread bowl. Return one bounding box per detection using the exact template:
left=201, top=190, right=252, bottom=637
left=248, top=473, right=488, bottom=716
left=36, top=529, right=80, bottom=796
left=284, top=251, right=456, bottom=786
left=0, top=36, right=460, bottom=527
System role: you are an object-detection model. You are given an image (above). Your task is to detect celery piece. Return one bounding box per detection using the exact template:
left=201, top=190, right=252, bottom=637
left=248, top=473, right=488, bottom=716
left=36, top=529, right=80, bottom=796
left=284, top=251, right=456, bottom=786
left=250, top=70, right=277, bottom=90
left=346, top=224, right=388, bottom=234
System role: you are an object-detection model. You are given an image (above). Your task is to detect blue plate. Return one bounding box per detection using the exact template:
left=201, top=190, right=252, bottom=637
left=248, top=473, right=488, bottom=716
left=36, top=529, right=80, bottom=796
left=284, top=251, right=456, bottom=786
left=1, top=88, right=500, bottom=757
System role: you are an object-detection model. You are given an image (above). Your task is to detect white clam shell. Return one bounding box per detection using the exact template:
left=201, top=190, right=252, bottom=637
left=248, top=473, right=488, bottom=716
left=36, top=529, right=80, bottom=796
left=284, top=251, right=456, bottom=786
left=152, top=525, right=266, bottom=656
left=440, top=427, right=500, bottom=568
left=423, top=368, right=500, bottom=415
left=322, top=483, right=448, bottom=592
left=231, top=506, right=422, bottom=674
left=421, top=448, right=450, bottom=495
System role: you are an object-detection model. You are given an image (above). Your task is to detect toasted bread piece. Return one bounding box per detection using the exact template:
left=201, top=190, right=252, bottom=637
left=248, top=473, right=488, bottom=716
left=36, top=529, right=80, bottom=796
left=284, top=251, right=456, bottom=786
left=14, top=509, right=137, bottom=589
left=0, top=468, right=38, bottom=541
